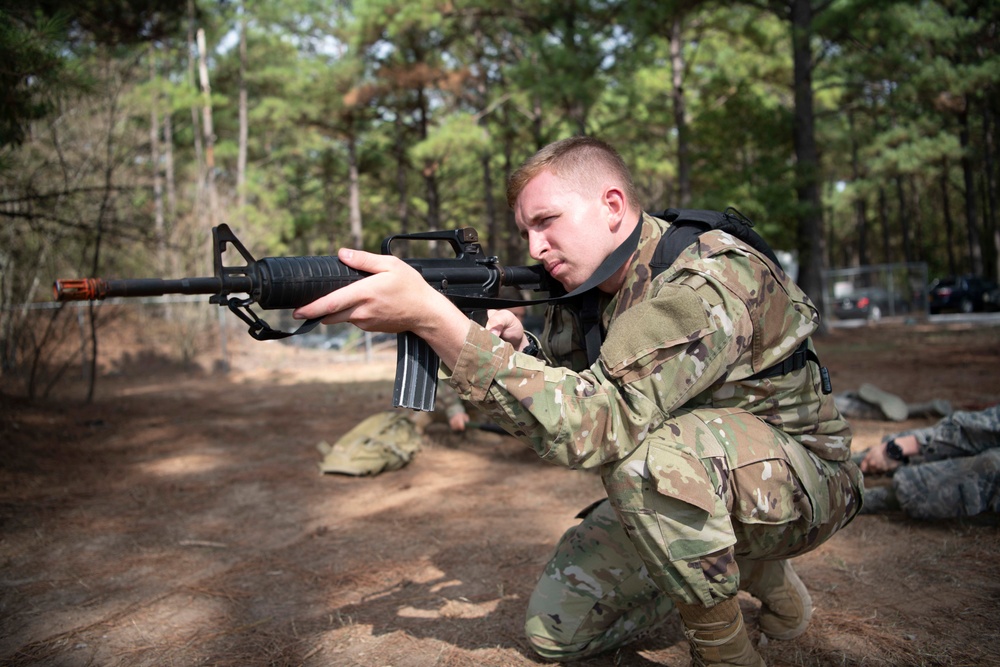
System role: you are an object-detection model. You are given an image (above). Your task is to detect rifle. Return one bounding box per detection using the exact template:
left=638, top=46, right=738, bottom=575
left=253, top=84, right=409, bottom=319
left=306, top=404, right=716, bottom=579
left=54, top=224, right=555, bottom=411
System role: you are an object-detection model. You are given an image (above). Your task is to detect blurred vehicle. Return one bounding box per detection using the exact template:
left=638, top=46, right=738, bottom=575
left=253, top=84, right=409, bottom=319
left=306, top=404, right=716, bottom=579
left=983, top=283, right=1000, bottom=312
left=833, top=287, right=909, bottom=321
left=928, top=275, right=996, bottom=314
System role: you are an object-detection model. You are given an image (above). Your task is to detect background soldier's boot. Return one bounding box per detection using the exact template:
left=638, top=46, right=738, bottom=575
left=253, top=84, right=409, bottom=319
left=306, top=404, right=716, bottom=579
left=737, top=559, right=812, bottom=640
left=906, top=399, right=952, bottom=418
left=676, top=597, right=765, bottom=667
left=858, top=383, right=909, bottom=421
left=859, top=485, right=901, bottom=514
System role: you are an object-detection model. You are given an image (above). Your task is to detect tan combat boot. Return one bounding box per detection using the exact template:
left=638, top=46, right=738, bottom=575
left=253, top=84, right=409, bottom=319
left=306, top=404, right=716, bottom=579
left=737, top=558, right=812, bottom=640
left=676, top=597, right=766, bottom=667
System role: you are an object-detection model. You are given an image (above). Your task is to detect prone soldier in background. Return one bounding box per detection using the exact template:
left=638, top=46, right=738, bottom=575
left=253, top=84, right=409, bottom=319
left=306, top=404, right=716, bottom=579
left=859, top=404, right=1000, bottom=519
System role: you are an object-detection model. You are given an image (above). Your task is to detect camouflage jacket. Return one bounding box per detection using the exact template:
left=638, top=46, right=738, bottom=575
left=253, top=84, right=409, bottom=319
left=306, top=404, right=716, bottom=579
left=447, top=212, right=852, bottom=469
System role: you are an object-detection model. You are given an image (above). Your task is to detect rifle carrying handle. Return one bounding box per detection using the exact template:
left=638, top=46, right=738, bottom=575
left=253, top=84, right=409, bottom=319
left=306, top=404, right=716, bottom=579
left=393, top=332, right=440, bottom=411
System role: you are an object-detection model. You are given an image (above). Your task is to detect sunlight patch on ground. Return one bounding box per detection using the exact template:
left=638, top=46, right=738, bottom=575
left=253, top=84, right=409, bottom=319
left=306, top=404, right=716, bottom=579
left=137, top=452, right=227, bottom=477
left=397, top=595, right=511, bottom=620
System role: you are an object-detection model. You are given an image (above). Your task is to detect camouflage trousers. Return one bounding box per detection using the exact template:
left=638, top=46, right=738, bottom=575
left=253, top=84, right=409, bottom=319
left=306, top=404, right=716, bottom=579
left=892, top=405, right=1000, bottom=519
left=525, top=408, right=863, bottom=661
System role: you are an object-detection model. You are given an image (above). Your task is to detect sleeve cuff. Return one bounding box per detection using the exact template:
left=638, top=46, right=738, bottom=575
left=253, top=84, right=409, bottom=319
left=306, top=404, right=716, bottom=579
left=448, top=321, right=509, bottom=402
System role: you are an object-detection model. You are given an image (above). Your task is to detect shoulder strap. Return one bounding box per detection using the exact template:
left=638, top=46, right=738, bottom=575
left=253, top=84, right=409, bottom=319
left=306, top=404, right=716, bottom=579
left=649, top=207, right=830, bottom=393
left=650, top=207, right=783, bottom=276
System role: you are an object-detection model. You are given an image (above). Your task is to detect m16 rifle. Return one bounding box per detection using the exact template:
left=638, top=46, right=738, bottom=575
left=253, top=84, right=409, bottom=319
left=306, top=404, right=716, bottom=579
left=54, top=224, right=555, bottom=411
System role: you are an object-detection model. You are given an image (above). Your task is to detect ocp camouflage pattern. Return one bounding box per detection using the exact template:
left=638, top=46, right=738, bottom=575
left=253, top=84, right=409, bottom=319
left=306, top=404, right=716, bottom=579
left=446, top=212, right=862, bottom=633
left=449, top=213, right=854, bottom=468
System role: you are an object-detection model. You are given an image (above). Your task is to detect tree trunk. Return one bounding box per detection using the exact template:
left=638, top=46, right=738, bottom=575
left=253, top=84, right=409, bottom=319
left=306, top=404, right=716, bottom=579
left=471, top=28, right=499, bottom=255
left=897, top=176, right=912, bottom=264
left=197, top=28, right=226, bottom=372
left=149, top=46, right=165, bottom=274
left=87, top=53, right=124, bottom=402
left=237, top=0, right=248, bottom=216
left=849, top=111, right=868, bottom=267
left=481, top=152, right=500, bottom=258
left=669, top=15, right=691, bottom=207
left=878, top=187, right=891, bottom=266
left=910, top=174, right=923, bottom=264
left=502, top=113, right=522, bottom=264
left=187, top=0, right=203, bottom=175
left=348, top=134, right=362, bottom=249
left=395, top=116, right=409, bottom=234
left=197, top=28, right=219, bottom=230
left=164, top=109, right=177, bottom=223
left=941, top=160, right=956, bottom=276
left=789, top=0, right=825, bottom=312
left=960, top=104, right=982, bottom=275
left=982, top=97, right=998, bottom=281
left=416, top=89, right=440, bottom=231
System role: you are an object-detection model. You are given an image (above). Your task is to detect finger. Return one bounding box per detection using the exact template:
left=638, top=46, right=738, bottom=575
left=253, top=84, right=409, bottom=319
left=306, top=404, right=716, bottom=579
left=291, top=287, right=340, bottom=320
left=337, top=248, right=405, bottom=274
left=292, top=251, right=410, bottom=321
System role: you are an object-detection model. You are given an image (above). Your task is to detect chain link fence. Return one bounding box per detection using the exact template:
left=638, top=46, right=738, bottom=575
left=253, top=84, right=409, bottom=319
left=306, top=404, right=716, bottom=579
left=822, top=262, right=929, bottom=324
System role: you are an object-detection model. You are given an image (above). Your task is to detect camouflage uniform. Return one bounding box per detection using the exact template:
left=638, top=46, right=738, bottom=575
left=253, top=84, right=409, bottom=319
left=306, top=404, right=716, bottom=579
left=879, top=405, right=1000, bottom=519
left=446, top=212, right=863, bottom=658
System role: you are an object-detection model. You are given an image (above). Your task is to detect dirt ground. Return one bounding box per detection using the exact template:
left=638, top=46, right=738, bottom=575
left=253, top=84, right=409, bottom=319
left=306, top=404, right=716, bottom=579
left=2, top=318, right=1000, bottom=667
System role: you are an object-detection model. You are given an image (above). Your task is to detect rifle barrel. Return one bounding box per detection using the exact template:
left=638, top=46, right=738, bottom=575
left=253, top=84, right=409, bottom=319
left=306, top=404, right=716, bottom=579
left=53, top=276, right=244, bottom=301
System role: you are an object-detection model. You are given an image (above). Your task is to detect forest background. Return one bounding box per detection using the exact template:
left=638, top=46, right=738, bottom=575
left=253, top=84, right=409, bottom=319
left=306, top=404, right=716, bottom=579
left=1, top=0, right=999, bottom=398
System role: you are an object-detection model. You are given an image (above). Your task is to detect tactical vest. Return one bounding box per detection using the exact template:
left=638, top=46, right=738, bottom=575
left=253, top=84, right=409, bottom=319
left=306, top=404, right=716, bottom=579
left=575, top=208, right=831, bottom=393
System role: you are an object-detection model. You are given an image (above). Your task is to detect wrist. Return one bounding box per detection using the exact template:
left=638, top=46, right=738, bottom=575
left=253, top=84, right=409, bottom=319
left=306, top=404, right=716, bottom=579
left=884, top=440, right=909, bottom=465
left=519, top=331, right=541, bottom=357
left=894, top=435, right=920, bottom=457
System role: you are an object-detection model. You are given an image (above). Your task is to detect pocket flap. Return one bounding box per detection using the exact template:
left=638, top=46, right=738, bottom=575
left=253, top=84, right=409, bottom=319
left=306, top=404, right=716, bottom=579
left=647, top=444, right=718, bottom=515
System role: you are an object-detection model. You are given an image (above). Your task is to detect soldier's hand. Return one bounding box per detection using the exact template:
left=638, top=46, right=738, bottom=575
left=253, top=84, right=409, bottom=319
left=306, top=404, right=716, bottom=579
left=293, top=250, right=446, bottom=332
left=486, top=308, right=526, bottom=349
left=292, top=249, right=470, bottom=370
left=449, top=412, right=470, bottom=432
left=860, top=443, right=899, bottom=474
left=862, top=435, right=920, bottom=474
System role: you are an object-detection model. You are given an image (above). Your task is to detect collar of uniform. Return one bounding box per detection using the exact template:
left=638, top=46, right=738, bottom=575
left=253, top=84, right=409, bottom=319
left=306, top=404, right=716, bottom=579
left=608, top=212, right=668, bottom=322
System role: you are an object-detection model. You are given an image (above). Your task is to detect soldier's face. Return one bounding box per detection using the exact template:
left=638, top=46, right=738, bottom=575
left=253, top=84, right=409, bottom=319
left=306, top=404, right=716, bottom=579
left=513, top=169, right=618, bottom=291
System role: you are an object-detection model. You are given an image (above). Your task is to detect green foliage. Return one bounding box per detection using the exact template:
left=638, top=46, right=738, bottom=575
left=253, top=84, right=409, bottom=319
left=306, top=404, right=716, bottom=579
left=2, top=0, right=999, bottom=319
left=0, top=10, right=70, bottom=148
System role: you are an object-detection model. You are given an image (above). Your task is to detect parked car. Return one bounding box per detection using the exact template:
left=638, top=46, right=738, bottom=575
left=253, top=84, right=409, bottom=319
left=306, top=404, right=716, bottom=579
left=928, top=275, right=996, bottom=314
left=983, top=283, right=1000, bottom=312
left=833, top=287, right=909, bottom=321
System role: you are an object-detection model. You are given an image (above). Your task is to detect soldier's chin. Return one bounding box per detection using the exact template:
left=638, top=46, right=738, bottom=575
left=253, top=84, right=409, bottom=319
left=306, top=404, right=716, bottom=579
left=549, top=264, right=575, bottom=290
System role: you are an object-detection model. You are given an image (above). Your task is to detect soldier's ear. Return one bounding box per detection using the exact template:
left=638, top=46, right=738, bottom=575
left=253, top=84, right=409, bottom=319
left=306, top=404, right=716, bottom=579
left=603, top=185, right=626, bottom=231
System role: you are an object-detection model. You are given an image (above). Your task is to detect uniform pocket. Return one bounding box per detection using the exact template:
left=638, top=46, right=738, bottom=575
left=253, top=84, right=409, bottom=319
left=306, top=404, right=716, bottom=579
left=696, top=408, right=811, bottom=526
left=646, top=441, right=718, bottom=515
left=730, top=458, right=807, bottom=525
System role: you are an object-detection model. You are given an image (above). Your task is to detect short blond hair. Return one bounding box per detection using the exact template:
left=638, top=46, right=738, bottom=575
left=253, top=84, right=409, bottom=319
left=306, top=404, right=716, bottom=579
left=506, top=136, right=640, bottom=210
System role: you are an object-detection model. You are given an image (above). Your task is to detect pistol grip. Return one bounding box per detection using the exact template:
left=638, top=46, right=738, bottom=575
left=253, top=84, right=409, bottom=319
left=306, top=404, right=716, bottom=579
left=393, top=331, right=440, bottom=411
